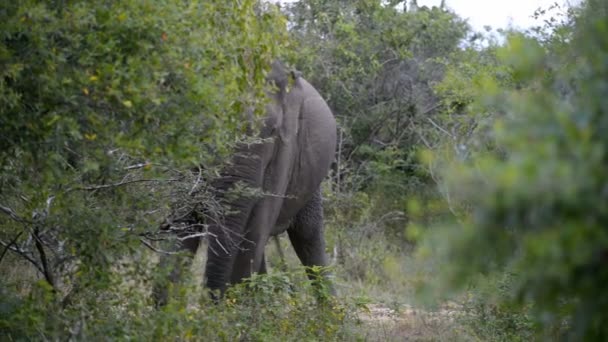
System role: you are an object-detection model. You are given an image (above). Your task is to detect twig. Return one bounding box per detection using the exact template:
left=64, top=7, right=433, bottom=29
left=414, top=124, right=433, bottom=148
left=426, top=116, right=454, bottom=140
left=215, top=238, right=229, bottom=255
left=124, top=162, right=150, bottom=170
left=419, top=102, right=442, bottom=117
left=176, top=232, right=211, bottom=241
left=75, top=178, right=179, bottom=191
left=0, top=231, right=24, bottom=266
left=0, top=239, right=44, bottom=274
left=45, top=196, right=55, bottom=215
left=0, top=204, right=29, bottom=223
left=189, top=165, right=203, bottom=196
left=33, top=228, right=55, bottom=289
left=140, top=238, right=180, bottom=255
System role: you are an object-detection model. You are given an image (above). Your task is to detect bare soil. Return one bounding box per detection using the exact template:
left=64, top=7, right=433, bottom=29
left=356, top=302, right=470, bottom=341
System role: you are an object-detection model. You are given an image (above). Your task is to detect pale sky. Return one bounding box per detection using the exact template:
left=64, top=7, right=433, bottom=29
left=279, top=0, right=581, bottom=31
left=418, top=0, right=580, bottom=31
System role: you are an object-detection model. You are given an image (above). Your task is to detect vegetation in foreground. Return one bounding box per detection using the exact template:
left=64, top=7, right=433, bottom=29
left=2, top=0, right=607, bottom=340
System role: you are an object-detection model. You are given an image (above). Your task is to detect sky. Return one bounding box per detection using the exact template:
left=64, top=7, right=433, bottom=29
left=417, top=0, right=580, bottom=31
left=278, top=0, right=580, bottom=31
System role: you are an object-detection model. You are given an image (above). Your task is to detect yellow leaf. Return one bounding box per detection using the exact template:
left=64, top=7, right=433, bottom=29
left=82, top=87, right=89, bottom=95
left=84, top=133, right=97, bottom=141
left=122, top=100, right=133, bottom=108
left=89, top=75, right=99, bottom=82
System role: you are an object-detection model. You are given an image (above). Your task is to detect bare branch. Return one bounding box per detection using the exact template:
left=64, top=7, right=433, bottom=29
left=215, top=238, right=229, bottom=255
left=0, top=204, right=29, bottom=223
left=0, top=231, right=24, bottom=266
left=419, top=102, right=442, bottom=116
left=140, top=238, right=180, bottom=255
left=413, top=123, right=433, bottom=148
left=74, top=178, right=179, bottom=191
left=189, top=165, right=203, bottom=196
left=124, top=162, right=151, bottom=170
left=426, top=117, right=454, bottom=140
left=0, top=239, right=44, bottom=274
left=33, top=228, right=55, bottom=289
left=176, top=232, right=212, bottom=241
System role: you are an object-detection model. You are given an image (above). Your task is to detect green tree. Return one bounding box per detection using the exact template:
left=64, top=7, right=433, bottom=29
left=0, top=0, right=287, bottom=338
left=285, top=0, right=470, bottom=233
left=420, top=0, right=608, bottom=338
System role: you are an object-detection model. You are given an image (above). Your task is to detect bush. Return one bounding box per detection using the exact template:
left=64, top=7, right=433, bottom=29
left=418, top=0, right=608, bottom=338
left=0, top=0, right=288, bottom=338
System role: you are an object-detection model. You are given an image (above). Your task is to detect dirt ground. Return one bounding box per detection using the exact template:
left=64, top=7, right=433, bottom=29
left=356, top=302, right=470, bottom=341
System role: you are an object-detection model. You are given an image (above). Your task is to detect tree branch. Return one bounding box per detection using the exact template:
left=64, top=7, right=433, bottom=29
left=0, top=204, right=29, bottom=223
left=33, top=227, right=55, bottom=289
left=426, top=116, right=454, bottom=140
left=73, top=178, right=179, bottom=191
left=0, top=231, right=24, bottom=266
left=0, top=239, right=44, bottom=274
left=140, top=238, right=180, bottom=255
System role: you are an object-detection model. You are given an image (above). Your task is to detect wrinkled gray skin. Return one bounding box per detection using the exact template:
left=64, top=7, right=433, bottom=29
left=155, top=62, right=337, bottom=304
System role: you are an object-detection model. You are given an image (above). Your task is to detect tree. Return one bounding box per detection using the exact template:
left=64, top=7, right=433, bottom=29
left=0, top=0, right=287, bottom=338
left=420, top=0, right=608, bottom=338
left=285, top=0, right=470, bottom=236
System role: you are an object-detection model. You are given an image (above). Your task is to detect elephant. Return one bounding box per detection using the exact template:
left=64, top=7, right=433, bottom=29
left=154, top=61, right=337, bottom=304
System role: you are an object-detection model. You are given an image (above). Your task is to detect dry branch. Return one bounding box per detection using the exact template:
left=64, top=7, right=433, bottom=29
left=0, top=204, right=29, bottom=223
left=75, top=178, right=179, bottom=191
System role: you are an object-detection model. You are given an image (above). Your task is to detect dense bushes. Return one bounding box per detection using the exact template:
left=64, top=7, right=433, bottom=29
left=0, top=0, right=291, bottom=339
left=2, top=0, right=607, bottom=340
left=418, top=0, right=608, bottom=339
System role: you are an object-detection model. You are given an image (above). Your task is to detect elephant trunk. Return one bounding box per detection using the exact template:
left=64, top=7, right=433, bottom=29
left=204, top=146, right=270, bottom=295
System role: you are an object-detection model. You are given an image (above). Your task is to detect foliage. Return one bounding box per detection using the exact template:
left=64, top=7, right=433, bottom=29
left=418, top=0, right=608, bottom=339
left=4, top=0, right=605, bottom=340
left=457, top=273, right=536, bottom=341
left=1, top=263, right=357, bottom=341
left=285, top=0, right=470, bottom=210
left=0, top=0, right=288, bottom=337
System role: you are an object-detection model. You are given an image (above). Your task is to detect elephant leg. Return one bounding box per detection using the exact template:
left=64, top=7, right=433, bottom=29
left=287, top=190, right=334, bottom=296
left=259, top=252, right=267, bottom=274
left=153, top=236, right=200, bottom=307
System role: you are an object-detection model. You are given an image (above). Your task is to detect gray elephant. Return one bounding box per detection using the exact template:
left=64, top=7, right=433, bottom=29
left=155, top=61, right=337, bottom=304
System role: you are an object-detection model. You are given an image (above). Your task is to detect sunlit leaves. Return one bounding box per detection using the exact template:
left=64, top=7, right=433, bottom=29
left=0, top=2, right=289, bottom=337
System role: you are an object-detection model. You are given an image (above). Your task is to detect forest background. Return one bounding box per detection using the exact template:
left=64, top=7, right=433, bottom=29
left=1, top=0, right=607, bottom=340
